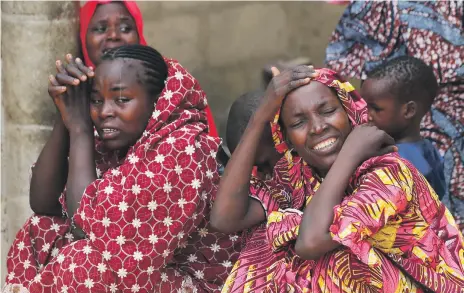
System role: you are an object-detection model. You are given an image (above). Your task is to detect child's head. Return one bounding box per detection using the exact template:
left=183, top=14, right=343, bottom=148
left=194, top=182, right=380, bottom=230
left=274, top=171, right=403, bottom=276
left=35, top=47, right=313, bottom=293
left=361, top=56, right=437, bottom=141
left=91, top=44, right=168, bottom=152
left=226, top=90, right=280, bottom=175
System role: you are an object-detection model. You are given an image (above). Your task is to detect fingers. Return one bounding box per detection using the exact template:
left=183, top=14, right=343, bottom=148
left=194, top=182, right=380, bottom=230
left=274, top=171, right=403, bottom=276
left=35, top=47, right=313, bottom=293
left=75, top=57, right=94, bottom=78
left=377, top=145, right=398, bottom=157
left=65, top=54, right=87, bottom=82
left=287, top=78, right=311, bottom=90
left=56, top=72, right=80, bottom=86
left=379, top=129, right=395, bottom=147
left=271, top=67, right=281, bottom=77
left=48, top=75, right=66, bottom=96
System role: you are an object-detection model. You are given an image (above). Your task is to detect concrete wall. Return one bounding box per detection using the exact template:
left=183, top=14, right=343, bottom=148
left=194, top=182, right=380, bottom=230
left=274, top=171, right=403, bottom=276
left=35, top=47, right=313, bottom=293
left=1, top=1, right=80, bottom=282
left=138, top=1, right=345, bottom=136
left=0, top=0, right=345, bottom=282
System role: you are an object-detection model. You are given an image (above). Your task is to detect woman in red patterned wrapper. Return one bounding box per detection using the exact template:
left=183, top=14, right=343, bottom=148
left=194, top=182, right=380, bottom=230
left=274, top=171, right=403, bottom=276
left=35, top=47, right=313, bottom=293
left=28, top=2, right=218, bottom=224
left=4, top=44, right=239, bottom=293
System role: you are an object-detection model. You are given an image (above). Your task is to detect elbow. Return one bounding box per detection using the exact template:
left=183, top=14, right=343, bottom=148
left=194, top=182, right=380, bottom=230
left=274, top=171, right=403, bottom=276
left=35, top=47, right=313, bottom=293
left=209, top=211, right=242, bottom=234
left=295, top=234, right=326, bottom=261
left=210, top=216, right=234, bottom=234
left=29, top=193, right=61, bottom=216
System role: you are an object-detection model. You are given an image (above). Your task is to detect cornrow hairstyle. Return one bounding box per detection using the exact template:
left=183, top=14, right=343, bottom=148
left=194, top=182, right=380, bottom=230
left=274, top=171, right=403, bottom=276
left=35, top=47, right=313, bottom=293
left=101, top=44, right=168, bottom=98
left=367, top=56, right=438, bottom=111
left=226, top=89, right=266, bottom=153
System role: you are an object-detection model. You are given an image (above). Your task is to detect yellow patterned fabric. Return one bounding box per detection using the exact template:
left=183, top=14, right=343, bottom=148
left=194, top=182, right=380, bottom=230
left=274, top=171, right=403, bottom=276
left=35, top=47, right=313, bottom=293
left=222, top=69, right=464, bottom=292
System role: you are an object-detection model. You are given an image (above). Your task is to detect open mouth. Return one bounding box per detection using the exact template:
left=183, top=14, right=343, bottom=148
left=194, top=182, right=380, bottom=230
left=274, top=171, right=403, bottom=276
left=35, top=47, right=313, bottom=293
left=100, top=128, right=120, bottom=139
left=312, top=137, right=338, bottom=152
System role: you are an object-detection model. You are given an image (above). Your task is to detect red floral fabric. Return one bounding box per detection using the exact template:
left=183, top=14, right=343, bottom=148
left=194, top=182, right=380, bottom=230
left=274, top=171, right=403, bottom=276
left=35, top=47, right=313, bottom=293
left=4, top=59, right=240, bottom=293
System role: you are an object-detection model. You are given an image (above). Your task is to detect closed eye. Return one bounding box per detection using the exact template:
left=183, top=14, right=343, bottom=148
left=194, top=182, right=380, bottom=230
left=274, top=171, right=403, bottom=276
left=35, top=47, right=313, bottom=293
left=321, top=108, right=336, bottom=115
left=289, top=120, right=304, bottom=128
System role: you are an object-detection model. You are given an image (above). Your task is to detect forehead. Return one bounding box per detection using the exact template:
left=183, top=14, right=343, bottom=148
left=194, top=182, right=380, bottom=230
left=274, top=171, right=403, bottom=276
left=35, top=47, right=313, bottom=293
left=283, top=81, right=339, bottom=113
left=361, top=78, right=396, bottom=103
left=92, top=3, right=133, bottom=22
left=94, top=59, right=145, bottom=86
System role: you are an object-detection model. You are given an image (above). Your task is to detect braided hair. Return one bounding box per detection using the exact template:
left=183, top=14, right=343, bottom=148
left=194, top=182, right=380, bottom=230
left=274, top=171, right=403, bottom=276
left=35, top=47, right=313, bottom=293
left=101, top=44, right=168, bottom=98
left=367, top=56, right=438, bottom=111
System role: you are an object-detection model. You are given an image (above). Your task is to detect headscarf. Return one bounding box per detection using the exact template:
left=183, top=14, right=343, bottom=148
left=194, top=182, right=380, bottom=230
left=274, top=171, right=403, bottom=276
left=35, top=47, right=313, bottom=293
left=79, top=0, right=219, bottom=136
left=264, top=68, right=367, bottom=214
left=262, top=69, right=464, bottom=293
left=80, top=0, right=147, bottom=68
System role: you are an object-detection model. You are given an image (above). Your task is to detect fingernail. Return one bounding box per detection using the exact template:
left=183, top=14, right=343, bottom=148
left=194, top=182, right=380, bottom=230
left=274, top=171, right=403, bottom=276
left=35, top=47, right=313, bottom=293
left=49, top=75, right=54, bottom=81
left=76, top=58, right=82, bottom=63
left=56, top=60, right=61, bottom=66
left=81, top=75, right=87, bottom=81
left=60, top=86, right=67, bottom=91
left=304, top=78, right=310, bottom=82
left=66, top=54, right=72, bottom=59
left=74, top=79, right=80, bottom=85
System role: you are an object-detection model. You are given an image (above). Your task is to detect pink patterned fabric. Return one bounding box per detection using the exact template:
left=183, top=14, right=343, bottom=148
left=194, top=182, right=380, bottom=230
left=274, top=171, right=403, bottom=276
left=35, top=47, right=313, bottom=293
left=222, top=69, right=464, bottom=292
left=4, top=59, right=240, bottom=293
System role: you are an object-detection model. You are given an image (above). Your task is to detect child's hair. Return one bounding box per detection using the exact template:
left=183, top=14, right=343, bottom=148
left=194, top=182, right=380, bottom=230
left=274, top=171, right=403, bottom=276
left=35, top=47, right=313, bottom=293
left=101, top=44, right=168, bottom=97
left=226, top=89, right=265, bottom=153
left=367, top=56, right=438, bottom=114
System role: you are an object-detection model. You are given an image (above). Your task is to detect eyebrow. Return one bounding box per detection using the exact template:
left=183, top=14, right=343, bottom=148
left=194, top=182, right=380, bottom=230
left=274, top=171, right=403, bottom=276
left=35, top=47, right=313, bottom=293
left=93, top=16, right=134, bottom=24
left=110, top=85, right=127, bottom=92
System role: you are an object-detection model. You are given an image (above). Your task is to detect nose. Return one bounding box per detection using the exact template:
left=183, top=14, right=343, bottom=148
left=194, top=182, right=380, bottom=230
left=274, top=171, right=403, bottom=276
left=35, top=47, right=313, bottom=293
left=309, top=115, right=328, bottom=135
left=106, top=26, right=121, bottom=41
left=100, top=101, right=115, bottom=119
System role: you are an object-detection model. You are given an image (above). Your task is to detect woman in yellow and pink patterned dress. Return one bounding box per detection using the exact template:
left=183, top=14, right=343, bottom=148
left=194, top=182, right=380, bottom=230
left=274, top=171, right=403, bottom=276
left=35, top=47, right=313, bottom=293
left=213, top=66, right=464, bottom=292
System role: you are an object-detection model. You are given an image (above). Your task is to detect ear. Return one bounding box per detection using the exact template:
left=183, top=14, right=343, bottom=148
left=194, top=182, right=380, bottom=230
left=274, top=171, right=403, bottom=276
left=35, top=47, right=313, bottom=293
left=403, top=101, right=417, bottom=120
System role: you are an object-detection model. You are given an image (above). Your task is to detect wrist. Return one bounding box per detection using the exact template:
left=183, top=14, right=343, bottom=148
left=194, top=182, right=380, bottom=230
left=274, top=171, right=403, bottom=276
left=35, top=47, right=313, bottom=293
left=335, top=149, right=361, bottom=172
left=68, top=123, right=93, bottom=137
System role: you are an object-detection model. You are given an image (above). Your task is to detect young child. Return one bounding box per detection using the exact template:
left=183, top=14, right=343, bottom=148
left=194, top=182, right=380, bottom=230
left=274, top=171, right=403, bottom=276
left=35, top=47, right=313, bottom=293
left=361, top=56, right=446, bottom=199
left=211, top=89, right=282, bottom=233
left=226, top=89, right=281, bottom=179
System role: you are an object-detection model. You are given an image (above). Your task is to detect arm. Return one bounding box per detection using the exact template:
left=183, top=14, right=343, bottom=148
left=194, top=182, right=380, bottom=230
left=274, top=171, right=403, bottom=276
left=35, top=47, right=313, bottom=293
left=29, top=114, right=69, bottom=216
left=66, top=126, right=96, bottom=219
left=295, top=155, right=357, bottom=259
left=210, top=115, right=267, bottom=233
left=211, top=65, right=316, bottom=233
left=295, top=125, right=397, bottom=260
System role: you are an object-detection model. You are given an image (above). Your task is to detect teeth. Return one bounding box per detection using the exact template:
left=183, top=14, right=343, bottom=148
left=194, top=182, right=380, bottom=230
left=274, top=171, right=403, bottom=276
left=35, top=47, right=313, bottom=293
left=313, top=138, right=336, bottom=151
left=102, top=128, right=117, bottom=133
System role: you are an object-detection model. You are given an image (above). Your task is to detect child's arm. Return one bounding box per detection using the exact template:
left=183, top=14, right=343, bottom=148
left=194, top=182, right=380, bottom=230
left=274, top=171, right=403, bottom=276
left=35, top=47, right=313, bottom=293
left=211, top=66, right=316, bottom=233
left=296, top=125, right=397, bottom=260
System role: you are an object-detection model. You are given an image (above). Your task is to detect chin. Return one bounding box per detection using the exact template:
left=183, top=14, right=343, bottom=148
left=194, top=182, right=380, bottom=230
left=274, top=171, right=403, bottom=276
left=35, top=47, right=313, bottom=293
left=102, top=140, right=125, bottom=152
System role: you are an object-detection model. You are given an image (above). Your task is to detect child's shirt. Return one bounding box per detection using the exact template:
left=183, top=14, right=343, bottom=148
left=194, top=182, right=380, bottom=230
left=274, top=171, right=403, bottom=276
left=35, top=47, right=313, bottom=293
left=397, top=139, right=446, bottom=199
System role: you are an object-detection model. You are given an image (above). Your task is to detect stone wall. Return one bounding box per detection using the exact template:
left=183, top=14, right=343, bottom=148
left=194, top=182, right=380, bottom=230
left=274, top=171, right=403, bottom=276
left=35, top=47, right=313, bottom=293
left=0, top=0, right=345, bottom=282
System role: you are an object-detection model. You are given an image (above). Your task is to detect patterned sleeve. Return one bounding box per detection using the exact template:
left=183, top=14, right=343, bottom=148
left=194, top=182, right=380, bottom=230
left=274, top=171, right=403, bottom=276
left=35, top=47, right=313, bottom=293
left=249, top=177, right=280, bottom=217
left=329, top=161, right=412, bottom=264
left=325, top=1, right=403, bottom=79
left=73, top=130, right=217, bottom=274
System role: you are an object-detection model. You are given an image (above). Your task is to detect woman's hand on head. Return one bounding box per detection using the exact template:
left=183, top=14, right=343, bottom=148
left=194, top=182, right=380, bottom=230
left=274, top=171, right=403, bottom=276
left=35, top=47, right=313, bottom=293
left=340, top=124, right=398, bottom=167
left=48, top=54, right=95, bottom=133
left=255, top=65, right=318, bottom=123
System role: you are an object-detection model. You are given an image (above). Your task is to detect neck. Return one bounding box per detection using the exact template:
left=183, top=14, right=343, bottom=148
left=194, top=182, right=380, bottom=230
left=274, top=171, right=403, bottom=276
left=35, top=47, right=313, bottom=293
left=394, top=122, right=422, bottom=144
